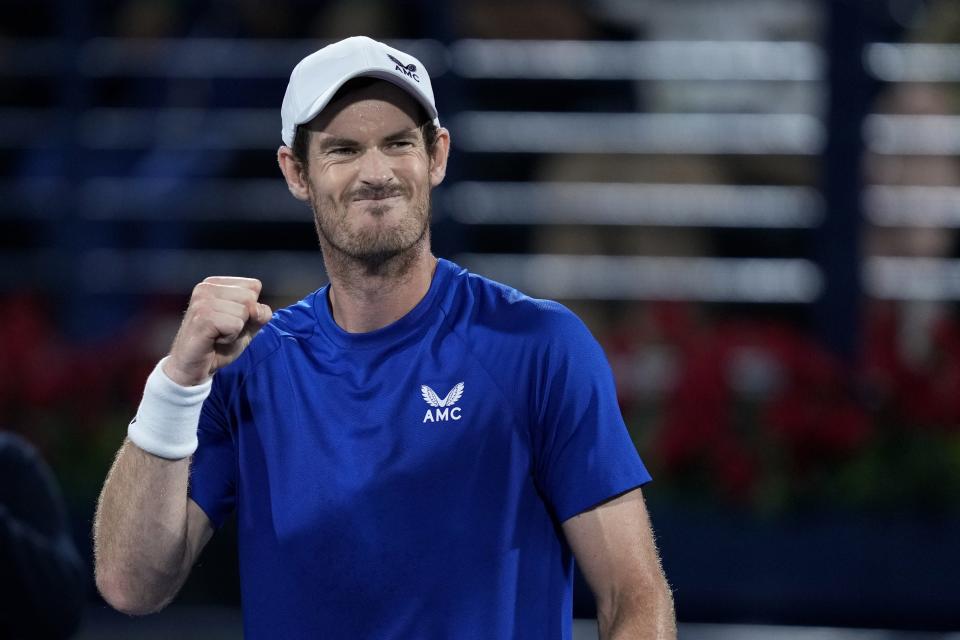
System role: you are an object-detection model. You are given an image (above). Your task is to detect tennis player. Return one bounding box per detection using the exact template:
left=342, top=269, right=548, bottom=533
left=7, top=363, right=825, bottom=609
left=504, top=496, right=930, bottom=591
left=93, top=36, right=676, bottom=639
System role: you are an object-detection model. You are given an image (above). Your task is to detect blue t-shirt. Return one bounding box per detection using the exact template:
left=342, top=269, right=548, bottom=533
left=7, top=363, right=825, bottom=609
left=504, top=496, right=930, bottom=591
left=188, top=258, right=651, bottom=639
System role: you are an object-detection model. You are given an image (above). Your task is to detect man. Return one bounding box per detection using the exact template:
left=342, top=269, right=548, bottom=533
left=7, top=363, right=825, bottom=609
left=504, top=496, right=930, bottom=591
left=93, top=36, right=675, bottom=639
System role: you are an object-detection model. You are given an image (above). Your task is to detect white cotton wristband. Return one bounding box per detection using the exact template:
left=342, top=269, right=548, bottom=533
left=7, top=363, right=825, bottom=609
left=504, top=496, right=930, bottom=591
left=127, top=356, right=213, bottom=460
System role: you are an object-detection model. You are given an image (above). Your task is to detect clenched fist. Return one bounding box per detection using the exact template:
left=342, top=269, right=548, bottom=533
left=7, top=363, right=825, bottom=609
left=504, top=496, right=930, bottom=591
left=163, top=277, right=273, bottom=386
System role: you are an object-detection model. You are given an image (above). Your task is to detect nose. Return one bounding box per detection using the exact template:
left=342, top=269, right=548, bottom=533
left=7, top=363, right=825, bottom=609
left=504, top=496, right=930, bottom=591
left=356, top=147, right=394, bottom=186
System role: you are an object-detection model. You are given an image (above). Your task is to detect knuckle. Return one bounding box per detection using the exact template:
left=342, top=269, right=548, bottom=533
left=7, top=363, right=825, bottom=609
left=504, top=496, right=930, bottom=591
left=194, top=303, right=219, bottom=323
left=186, top=309, right=209, bottom=330
left=192, top=282, right=214, bottom=299
left=190, top=296, right=212, bottom=314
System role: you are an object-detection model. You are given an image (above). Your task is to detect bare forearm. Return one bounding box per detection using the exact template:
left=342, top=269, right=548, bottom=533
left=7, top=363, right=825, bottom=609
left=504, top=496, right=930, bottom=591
left=598, top=588, right=677, bottom=640
left=93, top=438, right=192, bottom=614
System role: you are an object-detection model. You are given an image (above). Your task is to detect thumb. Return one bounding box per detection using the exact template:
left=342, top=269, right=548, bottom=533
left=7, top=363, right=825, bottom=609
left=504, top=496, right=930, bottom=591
left=255, top=302, right=273, bottom=325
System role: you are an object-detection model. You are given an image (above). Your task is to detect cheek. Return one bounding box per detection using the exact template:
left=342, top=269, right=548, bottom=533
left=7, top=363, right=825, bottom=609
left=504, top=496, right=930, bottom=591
left=308, top=167, right=354, bottom=203
left=399, top=161, right=431, bottom=193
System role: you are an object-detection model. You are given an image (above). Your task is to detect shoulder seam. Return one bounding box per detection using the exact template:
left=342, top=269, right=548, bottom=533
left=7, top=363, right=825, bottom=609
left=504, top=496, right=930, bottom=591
left=219, top=327, right=285, bottom=413
left=436, top=303, right=535, bottom=463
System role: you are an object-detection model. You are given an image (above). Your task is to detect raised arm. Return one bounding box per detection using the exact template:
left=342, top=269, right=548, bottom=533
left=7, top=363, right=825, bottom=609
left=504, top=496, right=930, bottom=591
left=93, top=276, right=271, bottom=614
left=562, top=487, right=676, bottom=640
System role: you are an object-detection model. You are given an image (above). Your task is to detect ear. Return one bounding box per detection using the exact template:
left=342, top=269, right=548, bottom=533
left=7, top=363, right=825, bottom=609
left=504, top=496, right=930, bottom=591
left=277, top=145, right=310, bottom=202
left=428, top=127, right=451, bottom=188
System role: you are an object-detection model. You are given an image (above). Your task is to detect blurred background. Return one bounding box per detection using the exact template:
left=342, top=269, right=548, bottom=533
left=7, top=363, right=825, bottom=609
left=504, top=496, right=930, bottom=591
left=3, top=0, right=960, bottom=638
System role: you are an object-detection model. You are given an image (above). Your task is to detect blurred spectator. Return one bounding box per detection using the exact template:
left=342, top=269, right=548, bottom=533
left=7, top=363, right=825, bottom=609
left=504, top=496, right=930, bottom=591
left=0, top=432, right=85, bottom=639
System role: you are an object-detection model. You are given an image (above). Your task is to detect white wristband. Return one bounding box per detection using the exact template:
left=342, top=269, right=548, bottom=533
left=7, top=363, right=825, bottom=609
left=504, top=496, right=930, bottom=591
left=128, top=357, right=213, bottom=460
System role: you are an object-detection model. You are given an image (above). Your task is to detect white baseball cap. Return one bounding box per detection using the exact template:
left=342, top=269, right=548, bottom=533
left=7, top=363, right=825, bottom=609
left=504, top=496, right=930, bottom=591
left=280, top=36, right=440, bottom=147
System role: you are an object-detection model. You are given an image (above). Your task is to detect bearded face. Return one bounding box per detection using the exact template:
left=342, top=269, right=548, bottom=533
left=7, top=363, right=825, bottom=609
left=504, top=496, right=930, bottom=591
left=308, top=160, right=432, bottom=271
left=294, top=81, right=442, bottom=274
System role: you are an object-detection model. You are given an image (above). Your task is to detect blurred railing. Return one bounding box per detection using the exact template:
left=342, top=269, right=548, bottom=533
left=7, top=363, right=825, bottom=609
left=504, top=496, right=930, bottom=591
left=2, top=36, right=959, bottom=302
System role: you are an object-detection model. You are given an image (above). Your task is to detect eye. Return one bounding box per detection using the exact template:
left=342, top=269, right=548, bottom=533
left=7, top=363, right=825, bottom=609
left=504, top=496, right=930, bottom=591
left=329, top=147, right=357, bottom=156
left=388, top=140, right=414, bottom=149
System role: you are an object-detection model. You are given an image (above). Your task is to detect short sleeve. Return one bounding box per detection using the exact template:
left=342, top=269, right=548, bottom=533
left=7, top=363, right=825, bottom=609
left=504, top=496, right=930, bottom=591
left=187, top=375, right=237, bottom=530
left=531, top=307, right=652, bottom=523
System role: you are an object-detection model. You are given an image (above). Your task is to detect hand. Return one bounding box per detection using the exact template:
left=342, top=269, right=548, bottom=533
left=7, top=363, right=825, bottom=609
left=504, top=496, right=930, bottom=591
left=163, top=277, right=272, bottom=386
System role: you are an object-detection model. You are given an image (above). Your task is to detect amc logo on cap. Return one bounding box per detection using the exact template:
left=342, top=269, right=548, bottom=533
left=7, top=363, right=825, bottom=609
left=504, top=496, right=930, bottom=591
left=388, top=54, right=420, bottom=83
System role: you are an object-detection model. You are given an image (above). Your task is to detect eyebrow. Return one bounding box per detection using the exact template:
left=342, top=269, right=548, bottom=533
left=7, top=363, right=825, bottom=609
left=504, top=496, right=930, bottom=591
left=382, top=128, right=420, bottom=143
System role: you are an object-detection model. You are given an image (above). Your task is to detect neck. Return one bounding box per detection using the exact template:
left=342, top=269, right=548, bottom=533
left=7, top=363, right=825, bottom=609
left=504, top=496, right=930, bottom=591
left=322, top=238, right=438, bottom=333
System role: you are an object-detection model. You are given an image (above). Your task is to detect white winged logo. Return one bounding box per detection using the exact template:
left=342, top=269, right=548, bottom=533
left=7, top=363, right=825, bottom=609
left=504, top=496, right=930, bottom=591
left=421, top=382, right=464, bottom=407
left=420, top=382, right=465, bottom=423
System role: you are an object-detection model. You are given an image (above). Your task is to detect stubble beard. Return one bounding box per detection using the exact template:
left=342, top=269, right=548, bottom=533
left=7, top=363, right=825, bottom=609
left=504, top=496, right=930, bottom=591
left=310, top=184, right=432, bottom=278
